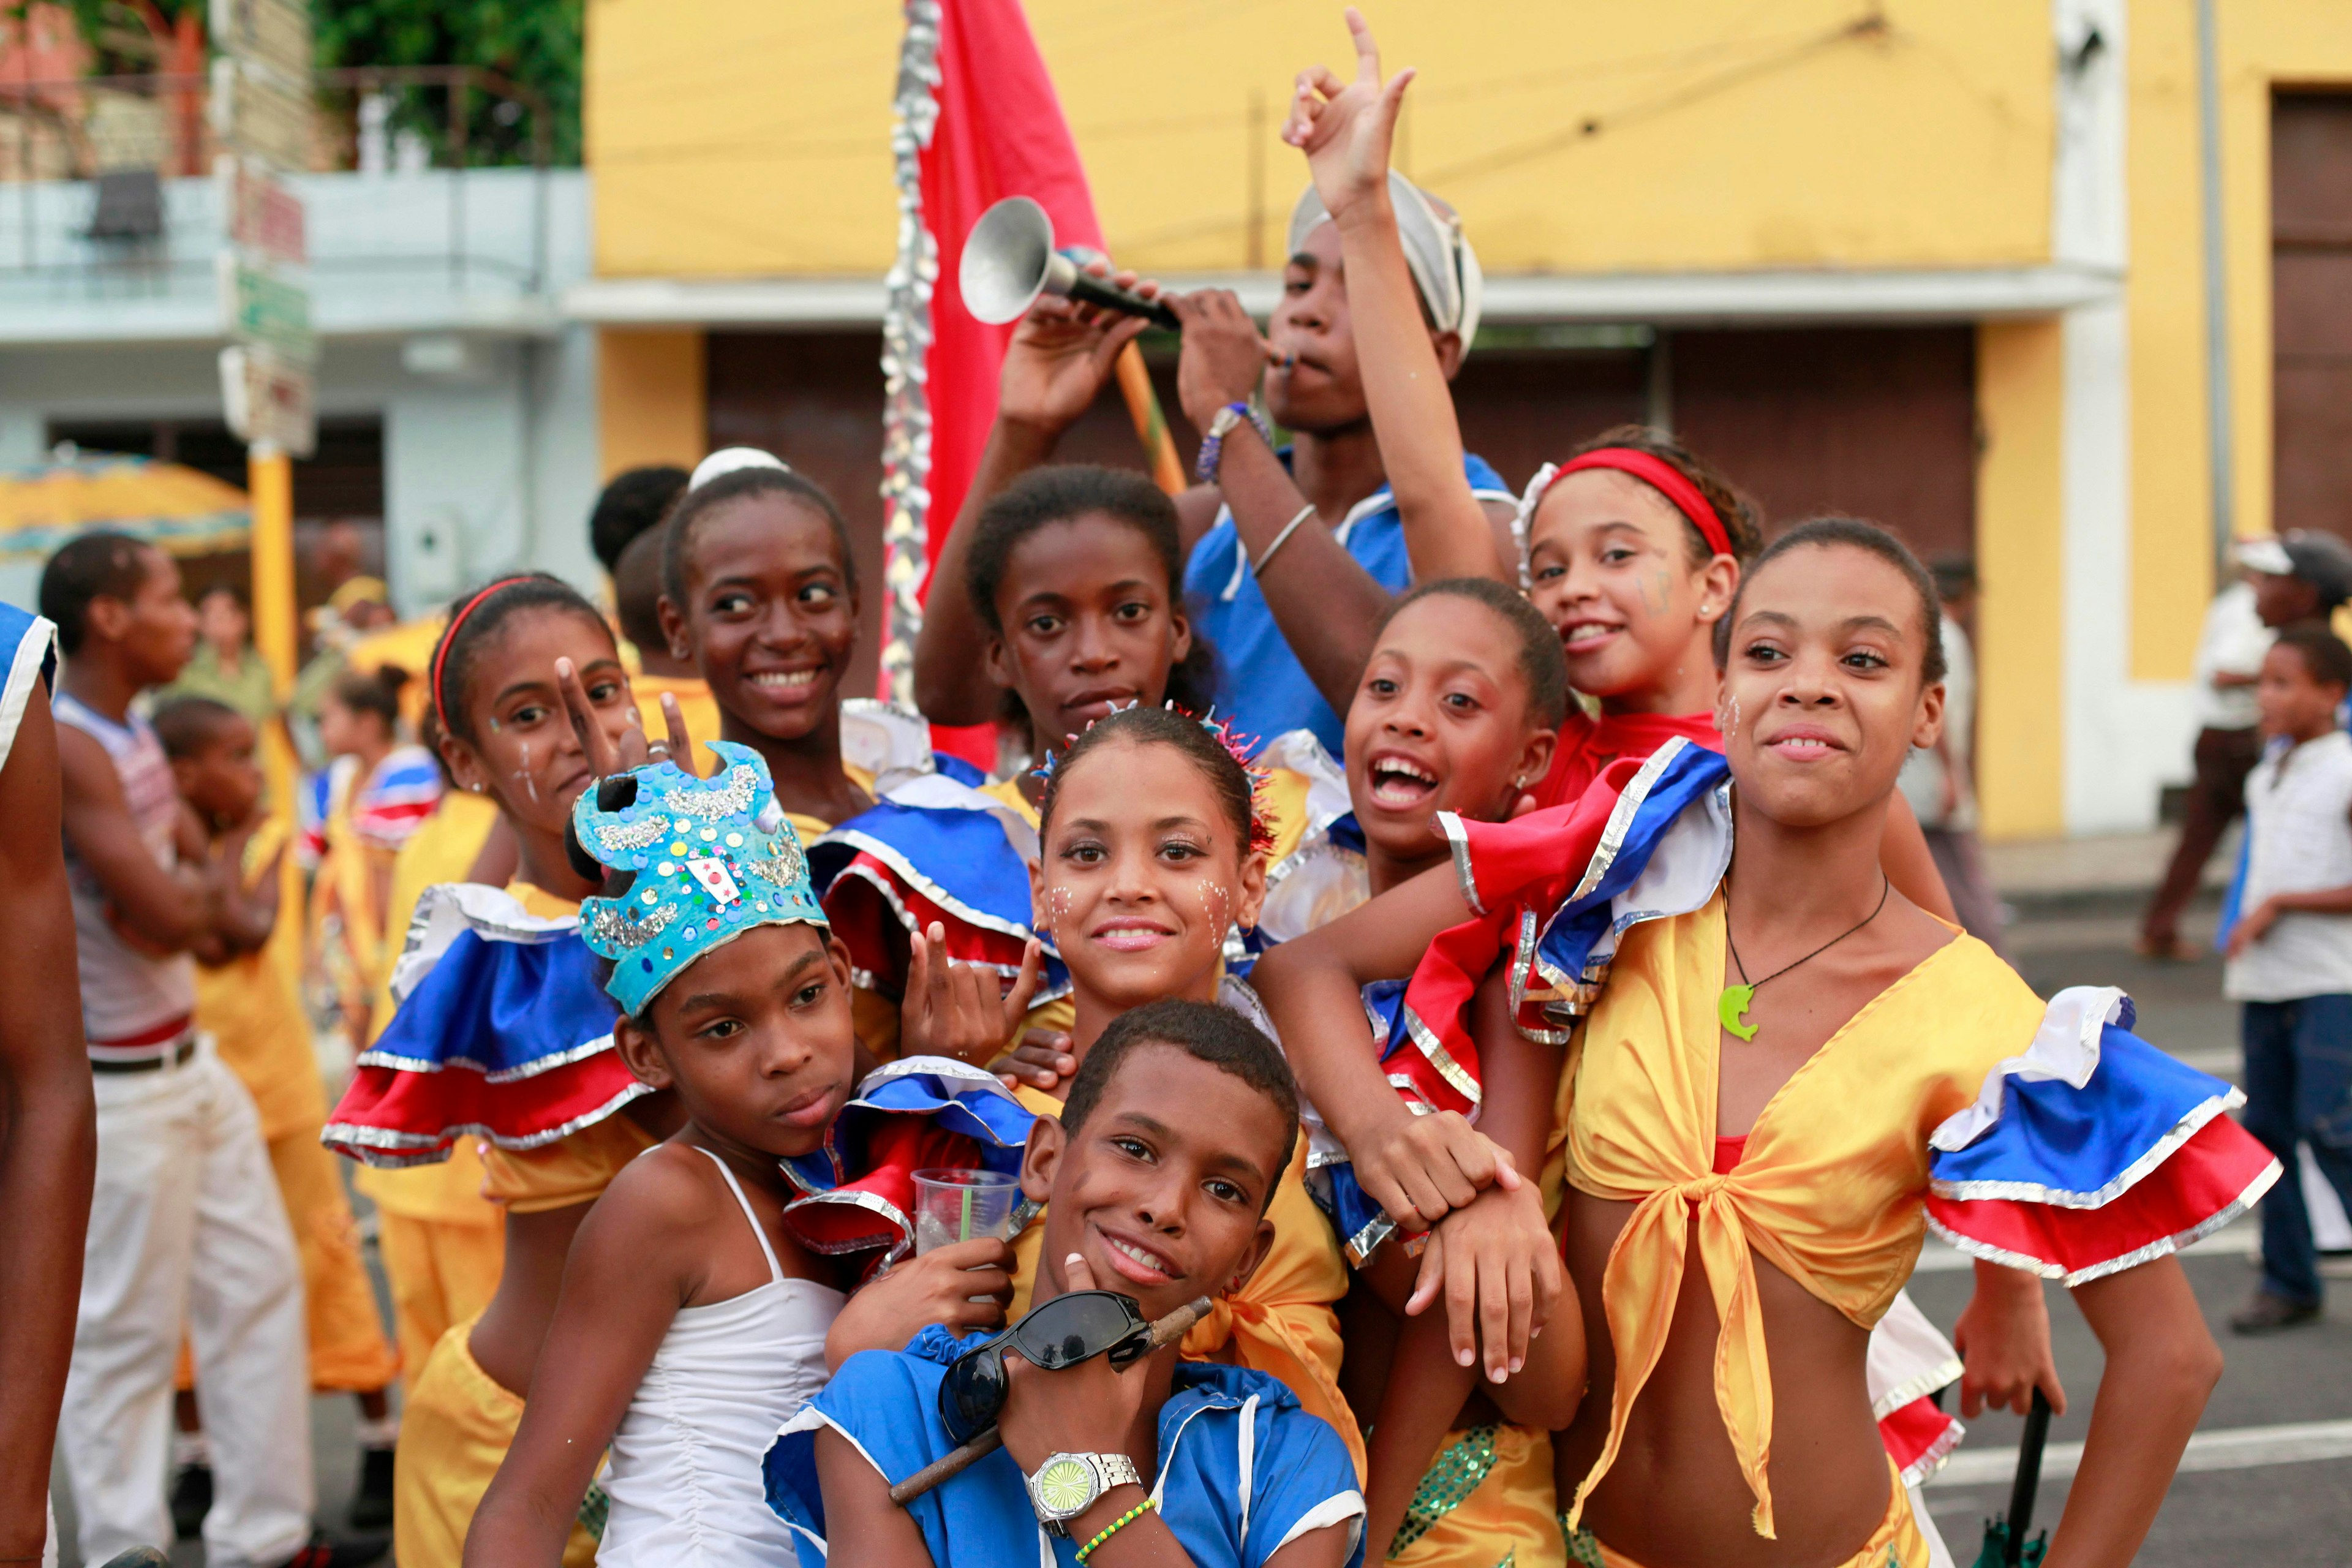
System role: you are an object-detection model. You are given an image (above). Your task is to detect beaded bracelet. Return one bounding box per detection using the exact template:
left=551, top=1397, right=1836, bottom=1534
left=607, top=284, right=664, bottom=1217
left=1196, top=401, right=1271, bottom=484
left=1074, top=1496, right=1159, bottom=1563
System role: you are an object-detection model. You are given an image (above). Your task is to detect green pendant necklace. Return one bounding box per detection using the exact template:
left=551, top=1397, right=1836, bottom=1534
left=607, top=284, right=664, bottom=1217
left=1719, top=875, right=1891, bottom=1041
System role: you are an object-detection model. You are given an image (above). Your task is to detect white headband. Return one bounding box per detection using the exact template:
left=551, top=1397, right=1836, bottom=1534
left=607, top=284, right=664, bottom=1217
left=689, top=447, right=791, bottom=492
left=1287, top=173, right=1483, bottom=349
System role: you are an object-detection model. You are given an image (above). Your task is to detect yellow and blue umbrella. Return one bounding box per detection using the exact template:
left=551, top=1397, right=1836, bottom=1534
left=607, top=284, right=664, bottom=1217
left=0, top=450, right=249, bottom=562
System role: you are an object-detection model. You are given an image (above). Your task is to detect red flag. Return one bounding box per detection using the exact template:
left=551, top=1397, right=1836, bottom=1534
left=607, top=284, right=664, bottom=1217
left=888, top=0, right=1103, bottom=763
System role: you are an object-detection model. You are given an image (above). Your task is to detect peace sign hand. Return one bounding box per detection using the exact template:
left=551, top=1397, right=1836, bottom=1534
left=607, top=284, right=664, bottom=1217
left=555, top=658, right=693, bottom=785
left=1281, top=7, right=1414, bottom=225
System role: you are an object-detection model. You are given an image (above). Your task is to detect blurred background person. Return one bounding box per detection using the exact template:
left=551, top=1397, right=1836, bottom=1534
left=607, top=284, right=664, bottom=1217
left=1899, top=557, right=2003, bottom=954
left=2143, top=533, right=2352, bottom=959
left=165, top=585, right=277, bottom=729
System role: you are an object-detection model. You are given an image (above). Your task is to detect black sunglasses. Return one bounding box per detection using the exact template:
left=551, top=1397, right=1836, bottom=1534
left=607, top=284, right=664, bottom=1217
left=937, top=1290, right=1154, bottom=1445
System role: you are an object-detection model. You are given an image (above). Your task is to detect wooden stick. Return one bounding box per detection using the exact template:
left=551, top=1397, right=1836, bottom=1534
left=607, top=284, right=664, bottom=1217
left=889, top=1295, right=1213, bottom=1506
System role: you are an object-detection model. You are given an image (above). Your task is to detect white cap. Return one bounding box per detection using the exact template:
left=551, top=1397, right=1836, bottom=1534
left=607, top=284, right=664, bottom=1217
left=688, top=447, right=790, bottom=492
left=1288, top=172, right=1483, bottom=350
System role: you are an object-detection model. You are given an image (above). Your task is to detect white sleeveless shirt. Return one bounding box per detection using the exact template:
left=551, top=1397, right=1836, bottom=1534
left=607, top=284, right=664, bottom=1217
left=54, top=691, right=197, bottom=1055
left=596, top=1148, right=845, bottom=1567
left=2227, top=729, right=2352, bottom=1002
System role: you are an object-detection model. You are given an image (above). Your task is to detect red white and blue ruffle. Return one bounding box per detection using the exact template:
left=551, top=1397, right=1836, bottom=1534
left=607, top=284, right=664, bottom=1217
left=320, top=883, right=639, bottom=1167
left=1926, top=987, right=2281, bottom=1284
left=812, top=756, right=1073, bottom=1006
left=778, top=1057, right=1039, bottom=1262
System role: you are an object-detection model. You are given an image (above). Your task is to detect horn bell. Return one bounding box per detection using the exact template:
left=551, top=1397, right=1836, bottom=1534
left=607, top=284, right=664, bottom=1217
left=960, top=196, right=1056, bottom=325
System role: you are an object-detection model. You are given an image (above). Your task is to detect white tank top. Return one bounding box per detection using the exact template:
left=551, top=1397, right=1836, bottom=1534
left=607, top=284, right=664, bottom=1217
left=2228, top=729, right=2352, bottom=1003
left=596, top=1147, right=845, bottom=1567
left=54, top=691, right=197, bottom=1054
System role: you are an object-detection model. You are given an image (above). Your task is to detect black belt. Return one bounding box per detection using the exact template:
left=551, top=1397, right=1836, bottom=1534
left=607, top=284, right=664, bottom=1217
left=90, top=1036, right=198, bottom=1074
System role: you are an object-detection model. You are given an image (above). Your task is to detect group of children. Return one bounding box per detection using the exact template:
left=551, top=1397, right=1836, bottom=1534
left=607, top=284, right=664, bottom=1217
left=20, top=10, right=2316, bottom=1568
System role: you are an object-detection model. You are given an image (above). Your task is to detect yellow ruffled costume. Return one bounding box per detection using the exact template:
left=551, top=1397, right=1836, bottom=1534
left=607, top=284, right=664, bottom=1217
left=185, top=815, right=399, bottom=1393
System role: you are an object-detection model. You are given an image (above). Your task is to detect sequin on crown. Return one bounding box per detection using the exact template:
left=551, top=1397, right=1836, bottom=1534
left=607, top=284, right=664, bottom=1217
left=572, top=741, right=828, bottom=1016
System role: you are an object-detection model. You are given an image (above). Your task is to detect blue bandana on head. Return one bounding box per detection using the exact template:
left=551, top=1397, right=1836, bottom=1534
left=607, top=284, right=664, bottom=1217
left=573, top=741, right=828, bottom=1017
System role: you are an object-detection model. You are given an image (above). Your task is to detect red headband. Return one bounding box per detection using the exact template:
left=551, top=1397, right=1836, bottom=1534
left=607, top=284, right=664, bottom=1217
left=1542, top=448, right=1734, bottom=560
left=431, top=576, right=535, bottom=729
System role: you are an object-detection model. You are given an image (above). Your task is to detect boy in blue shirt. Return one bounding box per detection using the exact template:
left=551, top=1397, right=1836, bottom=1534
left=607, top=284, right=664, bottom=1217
left=766, top=999, right=1366, bottom=1568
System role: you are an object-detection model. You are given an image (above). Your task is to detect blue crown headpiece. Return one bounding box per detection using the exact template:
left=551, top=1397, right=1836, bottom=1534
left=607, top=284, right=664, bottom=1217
left=573, top=741, right=827, bottom=1017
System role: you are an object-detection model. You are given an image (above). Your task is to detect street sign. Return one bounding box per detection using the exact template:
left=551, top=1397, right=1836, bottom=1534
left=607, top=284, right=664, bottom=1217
left=219, top=346, right=316, bottom=458
left=218, top=157, right=306, bottom=266
left=219, top=255, right=318, bottom=364
left=208, top=0, right=311, bottom=88
left=209, top=58, right=312, bottom=169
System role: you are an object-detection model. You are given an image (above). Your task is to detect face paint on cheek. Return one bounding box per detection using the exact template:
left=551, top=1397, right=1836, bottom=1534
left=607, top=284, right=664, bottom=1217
left=514, top=741, right=539, bottom=803
left=1721, top=695, right=1741, bottom=742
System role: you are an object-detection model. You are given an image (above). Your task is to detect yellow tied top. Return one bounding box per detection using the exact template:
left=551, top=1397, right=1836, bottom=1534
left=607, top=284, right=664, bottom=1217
left=1562, top=892, right=2044, bottom=1537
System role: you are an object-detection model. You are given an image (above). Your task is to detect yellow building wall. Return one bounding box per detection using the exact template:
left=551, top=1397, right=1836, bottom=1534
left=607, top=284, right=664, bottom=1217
left=2128, top=1, right=2352, bottom=682
left=587, top=0, right=2054, bottom=279
left=597, top=330, right=706, bottom=479
left=1975, top=318, right=2067, bottom=842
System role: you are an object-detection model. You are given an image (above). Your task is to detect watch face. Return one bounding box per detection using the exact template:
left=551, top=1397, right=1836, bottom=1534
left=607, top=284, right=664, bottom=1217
left=1034, top=1457, right=1096, bottom=1516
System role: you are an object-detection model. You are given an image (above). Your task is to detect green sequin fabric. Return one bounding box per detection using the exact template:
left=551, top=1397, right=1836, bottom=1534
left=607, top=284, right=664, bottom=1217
left=1391, top=1425, right=1504, bottom=1556
left=1560, top=1515, right=1604, bottom=1568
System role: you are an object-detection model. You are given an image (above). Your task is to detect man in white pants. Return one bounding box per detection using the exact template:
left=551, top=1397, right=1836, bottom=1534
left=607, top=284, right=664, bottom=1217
left=41, top=533, right=358, bottom=1568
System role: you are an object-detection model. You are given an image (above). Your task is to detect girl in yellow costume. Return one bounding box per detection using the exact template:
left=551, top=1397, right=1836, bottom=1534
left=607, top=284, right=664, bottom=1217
left=323, top=575, right=680, bottom=1568
left=157, top=697, right=404, bottom=1527
left=1265, top=519, right=2280, bottom=1568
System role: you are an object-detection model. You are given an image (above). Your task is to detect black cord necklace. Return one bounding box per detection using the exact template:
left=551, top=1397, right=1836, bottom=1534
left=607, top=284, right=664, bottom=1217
left=1718, top=875, right=1891, bottom=1042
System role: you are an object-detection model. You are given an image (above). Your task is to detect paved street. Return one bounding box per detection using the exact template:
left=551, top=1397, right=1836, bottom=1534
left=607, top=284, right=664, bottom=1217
left=52, top=846, right=2352, bottom=1566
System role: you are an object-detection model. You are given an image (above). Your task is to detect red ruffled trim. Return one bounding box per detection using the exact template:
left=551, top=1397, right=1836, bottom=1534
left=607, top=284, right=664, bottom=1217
left=1398, top=756, right=1659, bottom=1120
left=1926, top=1115, right=2281, bottom=1285
left=320, top=1049, right=644, bottom=1167
left=826, top=854, right=1033, bottom=995
left=1880, top=1395, right=1964, bottom=1485
left=782, top=1117, right=1000, bottom=1256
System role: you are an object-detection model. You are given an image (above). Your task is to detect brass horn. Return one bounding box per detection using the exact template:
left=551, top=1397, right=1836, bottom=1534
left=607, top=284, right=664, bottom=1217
left=959, top=197, right=1177, bottom=330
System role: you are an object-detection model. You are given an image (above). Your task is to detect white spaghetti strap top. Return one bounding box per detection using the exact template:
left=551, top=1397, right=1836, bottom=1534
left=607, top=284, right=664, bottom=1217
left=597, top=1148, right=846, bottom=1567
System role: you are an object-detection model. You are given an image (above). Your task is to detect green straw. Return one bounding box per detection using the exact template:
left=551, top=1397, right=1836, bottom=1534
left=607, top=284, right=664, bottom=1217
left=960, top=1181, right=973, bottom=1242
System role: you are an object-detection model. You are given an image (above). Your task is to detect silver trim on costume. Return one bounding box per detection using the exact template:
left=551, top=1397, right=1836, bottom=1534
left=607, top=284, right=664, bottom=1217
left=319, top=1080, right=655, bottom=1167
left=1925, top=1161, right=2282, bottom=1287
left=1929, top=1089, right=2247, bottom=1208
left=1435, top=812, right=1485, bottom=916
left=355, top=1032, right=620, bottom=1083
left=878, top=0, right=943, bottom=704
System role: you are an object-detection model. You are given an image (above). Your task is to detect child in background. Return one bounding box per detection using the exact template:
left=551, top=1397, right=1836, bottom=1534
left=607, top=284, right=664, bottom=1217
left=2224, top=625, right=2352, bottom=1335
left=610, top=518, right=722, bottom=751
left=823, top=464, right=1254, bottom=1068
left=659, top=452, right=908, bottom=834
left=157, top=698, right=404, bottom=1531
left=767, top=1000, right=1368, bottom=1568
left=322, top=574, right=672, bottom=1568
left=309, top=664, right=443, bottom=1042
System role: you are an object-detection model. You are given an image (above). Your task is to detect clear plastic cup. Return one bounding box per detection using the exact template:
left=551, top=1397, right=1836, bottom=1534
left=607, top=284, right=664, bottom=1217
left=912, top=1168, right=1022, bottom=1254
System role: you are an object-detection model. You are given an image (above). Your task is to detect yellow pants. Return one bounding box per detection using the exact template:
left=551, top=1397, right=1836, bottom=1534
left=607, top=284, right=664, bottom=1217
left=395, top=1316, right=597, bottom=1568
left=176, top=1128, right=400, bottom=1395
left=1392, top=1424, right=1562, bottom=1568
left=377, top=1210, right=505, bottom=1396
left=1564, top=1458, right=1928, bottom=1568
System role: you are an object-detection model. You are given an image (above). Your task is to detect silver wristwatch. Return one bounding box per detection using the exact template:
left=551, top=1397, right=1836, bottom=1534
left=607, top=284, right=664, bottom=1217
left=1025, top=1450, right=1144, bottom=1534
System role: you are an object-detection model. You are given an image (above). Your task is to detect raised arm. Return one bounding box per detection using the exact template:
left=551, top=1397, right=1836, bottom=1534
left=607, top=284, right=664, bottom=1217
left=2043, top=1256, right=2222, bottom=1568
left=911, top=277, right=1156, bottom=726
left=1283, top=9, right=1505, bottom=583
left=1168, top=288, right=1395, bottom=718
left=0, top=682, right=94, bottom=1559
